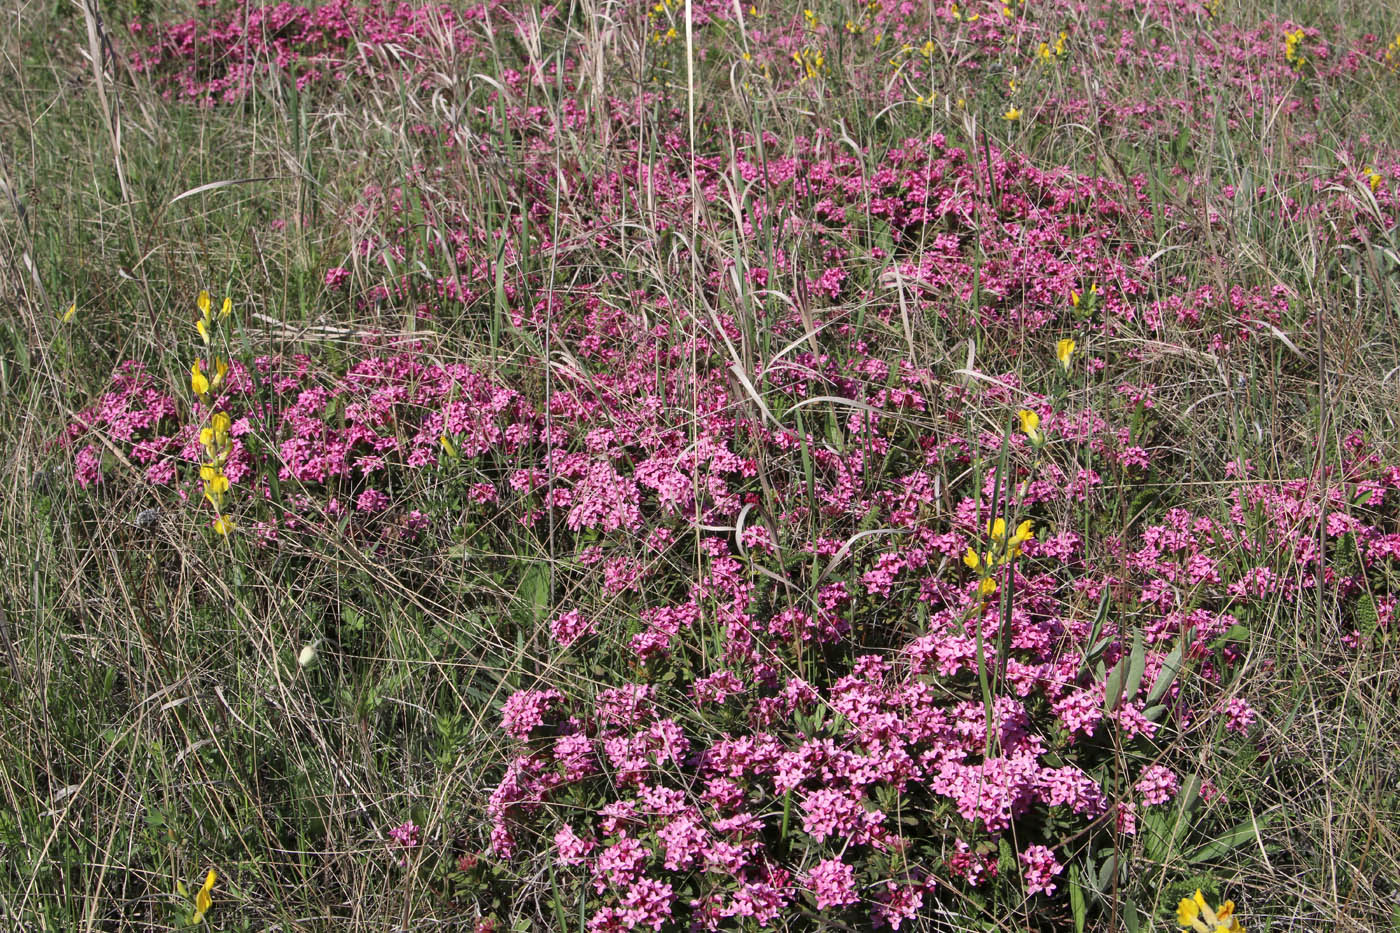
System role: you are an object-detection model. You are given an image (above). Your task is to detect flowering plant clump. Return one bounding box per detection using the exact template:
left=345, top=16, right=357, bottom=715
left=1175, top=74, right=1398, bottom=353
left=42, top=0, right=1400, bottom=929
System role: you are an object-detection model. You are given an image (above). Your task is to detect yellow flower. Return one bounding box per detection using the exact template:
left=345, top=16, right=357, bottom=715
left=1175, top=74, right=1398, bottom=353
left=978, top=577, right=997, bottom=597
left=197, top=290, right=211, bottom=318
left=963, top=548, right=981, bottom=570
left=199, top=428, right=216, bottom=453
left=191, top=868, right=216, bottom=923
left=196, top=318, right=211, bottom=345
left=191, top=361, right=210, bottom=398
left=1003, top=107, right=1021, bottom=121
left=1017, top=409, right=1041, bottom=438
left=1007, top=520, right=1034, bottom=557
left=1056, top=338, right=1076, bottom=369
left=62, top=302, right=77, bottom=323
left=199, top=464, right=222, bottom=484
left=988, top=517, right=1007, bottom=542
left=211, top=411, right=231, bottom=439
left=212, top=516, right=236, bottom=537
left=219, top=296, right=232, bottom=319
left=1070, top=289, right=1080, bottom=307
left=440, top=434, right=458, bottom=459
left=1178, top=890, right=1244, bottom=933
left=211, top=358, right=229, bottom=392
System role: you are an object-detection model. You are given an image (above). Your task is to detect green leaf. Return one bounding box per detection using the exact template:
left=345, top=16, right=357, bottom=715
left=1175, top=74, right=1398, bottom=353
left=1189, top=813, right=1270, bottom=864
left=1124, top=896, right=1141, bottom=933
left=518, top=563, right=551, bottom=621
left=1069, top=864, right=1087, bottom=933
left=1123, top=628, right=1147, bottom=702
left=1146, top=640, right=1184, bottom=705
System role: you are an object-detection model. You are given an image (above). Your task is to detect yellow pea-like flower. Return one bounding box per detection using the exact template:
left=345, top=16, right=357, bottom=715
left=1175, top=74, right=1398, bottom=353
left=211, top=411, right=231, bottom=439
left=988, top=517, right=1007, bottom=542
left=219, top=296, right=232, bottom=319
left=212, top=516, right=236, bottom=537
left=190, top=868, right=216, bottom=923
left=63, top=302, right=77, bottom=323
left=191, top=361, right=210, bottom=398
left=1177, top=890, right=1244, bottom=933
left=196, top=318, right=211, bottom=345
left=212, top=358, right=229, bottom=392
left=963, top=548, right=980, bottom=570
left=1017, top=409, right=1040, bottom=437
left=1003, top=107, right=1021, bottom=121
left=1056, top=338, right=1076, bottom=368
left=197, top=291, right=211, bottom=318
left=978, top=577, right=997, bottom=598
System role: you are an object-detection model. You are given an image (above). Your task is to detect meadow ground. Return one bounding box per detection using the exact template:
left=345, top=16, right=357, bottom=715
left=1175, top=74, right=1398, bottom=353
left=1, top=0, right=1399, bottom=929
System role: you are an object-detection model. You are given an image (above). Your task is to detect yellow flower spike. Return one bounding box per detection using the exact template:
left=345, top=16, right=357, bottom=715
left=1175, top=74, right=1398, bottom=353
left=199, top=464, right=221, bottom=484
left=205, top=474, right=230, bottom=497
left=1003, top=107, right=1021, bottom=121
left=963, top=548, right=981, bottom=570
left=1057, top=338, right=1076, bottom=368
left=197, top=290, right=211, bottom=318
left=63, top=302, right=77, bottom=323
left=191, top=361, right=210, bottom=398
left=196, top=318, right=211, bottom=345
left=211, top=411, right=231, bottom=439
left=190, top=868, right=216, bottom=923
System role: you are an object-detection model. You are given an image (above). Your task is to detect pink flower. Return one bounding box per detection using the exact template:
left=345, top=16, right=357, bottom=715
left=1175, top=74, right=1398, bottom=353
left=876, top=881, right=923, bottom=929
left=1224, top=697, right=1257, bottom=734
left=356, top=488, right=390, bottom=512
left=388, top=820, right=420, bottom=866
left=554, top=824, right=595, bottom=866
left=501, top=689, right=563, bottom=740
left=802, top=858, right=858, bottom=910
left=1135, top=764, right=1179, bottom=806
left=1019, top=845, right=1062, bottom=896
left=620, top=878, right=673, bottom=931
left=551, top=609, right=596, bottom=647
